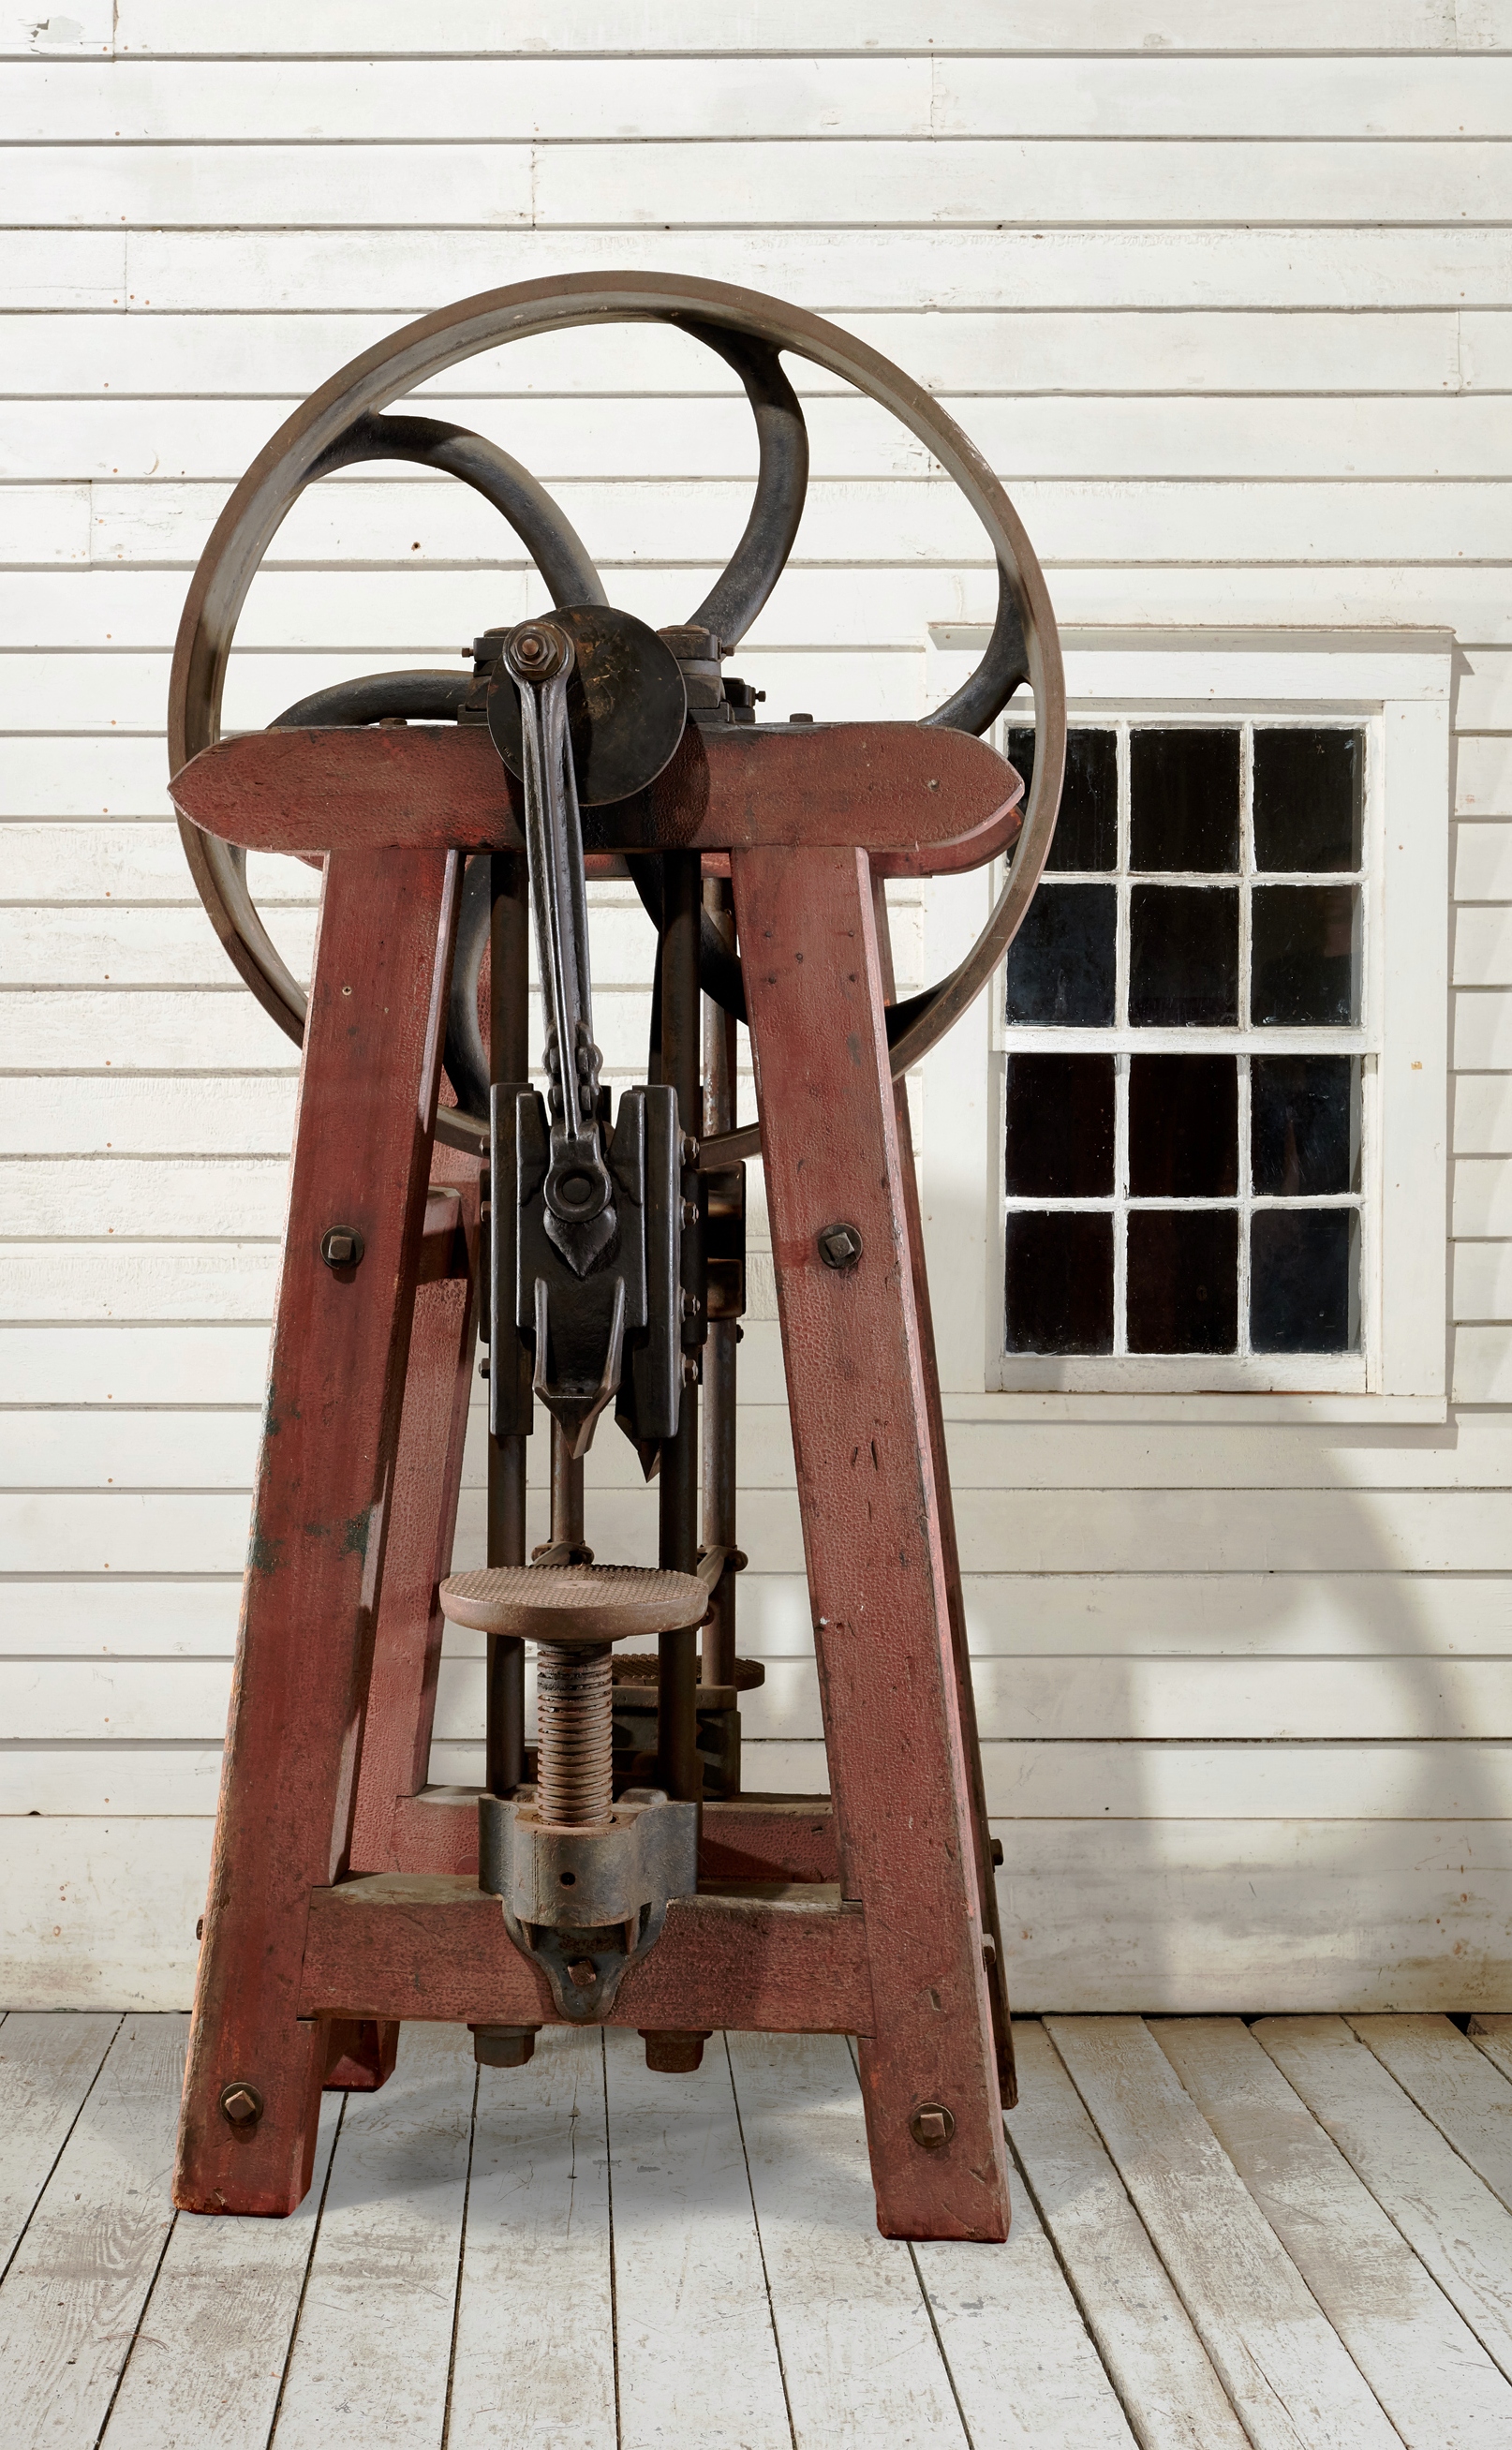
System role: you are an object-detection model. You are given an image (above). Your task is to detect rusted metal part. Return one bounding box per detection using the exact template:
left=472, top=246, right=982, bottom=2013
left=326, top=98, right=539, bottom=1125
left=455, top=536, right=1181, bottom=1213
left=641, top=2028, right=712, bottom=2074
left=484, top=605, right=688, bottom=811
left=534, top=1643, right=615, bottom=1827
left=298, top=1874, right=872, bottom=2035
left=389, top=1788, right=838, bottom=1881
left=173, top=846, right=461, bottom=2218
left=480, top=1785, right=700, bottom=2021
left=734, top=840, right=1010, bottom=2242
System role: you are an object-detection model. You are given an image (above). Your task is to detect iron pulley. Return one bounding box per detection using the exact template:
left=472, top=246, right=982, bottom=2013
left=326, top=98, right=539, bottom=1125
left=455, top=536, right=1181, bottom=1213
left=168, top=271, right=1066, bottom=1169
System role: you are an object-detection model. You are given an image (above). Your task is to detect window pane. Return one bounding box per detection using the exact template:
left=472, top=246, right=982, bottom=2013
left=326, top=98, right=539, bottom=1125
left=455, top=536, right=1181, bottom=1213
left=1009, top=726, right=1118, bottom=871
left=1129, top=1056, right=1238, bottom=1196
left=1253, top=728, right=1362, bottom=872
left=1251, top=1209, right=1358, bottom=1352
left=1130, top=728, right=1240, bottom=873
left=1005, top=882, right=1117, bottom=1026
left=1130, top=885, right=1238, bottom=1026
left=1252, top=1056, right=1358, bottom=1195
left=1006, top=1053, right=1115, bottom=1197
left=1127, top=1209, right=1238, bottom=1352
left=1005, top=1210, right=1114, bottom=1354
left=1251, top=884, right=1358, bottom=1026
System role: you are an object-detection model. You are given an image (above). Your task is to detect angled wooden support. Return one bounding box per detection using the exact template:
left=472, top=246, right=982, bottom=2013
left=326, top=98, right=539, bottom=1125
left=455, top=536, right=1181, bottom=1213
left=734, top=843, right=1011, bottom=2241
left=174, top=849, right=460, bottom=2215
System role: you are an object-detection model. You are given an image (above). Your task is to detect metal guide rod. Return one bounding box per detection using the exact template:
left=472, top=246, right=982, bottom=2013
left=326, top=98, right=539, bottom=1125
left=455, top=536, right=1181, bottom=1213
left=701, top=875, right=739, bottom=1695
left=485, top=849, right=530, bottom=1798
left=658, top=848, right=704, bottom=1802
left=550, top=1420, right=586, bottom=1551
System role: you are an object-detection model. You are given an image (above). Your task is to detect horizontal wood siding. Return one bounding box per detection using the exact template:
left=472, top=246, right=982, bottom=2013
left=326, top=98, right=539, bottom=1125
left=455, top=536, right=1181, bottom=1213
left=3, top=7, right=1509, bottom=2010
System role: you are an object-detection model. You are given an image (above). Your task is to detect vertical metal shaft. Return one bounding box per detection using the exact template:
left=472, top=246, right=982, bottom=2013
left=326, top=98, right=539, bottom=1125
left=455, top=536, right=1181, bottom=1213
left=658, top=849, right=704, bottom=1802
left=700, top=876, right=738, bottom=1693
left=486, top=850, right=529, bottom=1798
left=550, top=1419, right=586, bottom=1550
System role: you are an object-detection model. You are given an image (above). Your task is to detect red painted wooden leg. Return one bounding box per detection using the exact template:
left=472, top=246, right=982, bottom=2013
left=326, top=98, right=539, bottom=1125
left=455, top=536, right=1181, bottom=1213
left=734, top=844, right=1010, bottom=2243
left=348, top=1145, right=481, bottom=1879
left=871, top=879, right=1015, bottom=2109
left=174, top=848, right=459, bottom=2216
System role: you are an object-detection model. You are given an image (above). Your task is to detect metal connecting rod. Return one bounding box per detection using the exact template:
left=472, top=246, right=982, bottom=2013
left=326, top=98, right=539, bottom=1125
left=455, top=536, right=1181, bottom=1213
left=503, top=621, right=616, bottom=1275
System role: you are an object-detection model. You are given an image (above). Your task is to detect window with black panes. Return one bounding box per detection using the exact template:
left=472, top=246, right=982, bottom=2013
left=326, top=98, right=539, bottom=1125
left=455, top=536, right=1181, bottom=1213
left=1001, top=722, right=1364, bottom=1363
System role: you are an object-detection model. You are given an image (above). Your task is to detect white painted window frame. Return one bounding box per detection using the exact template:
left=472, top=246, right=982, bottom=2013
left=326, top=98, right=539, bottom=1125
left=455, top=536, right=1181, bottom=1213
left=919, top=628, right=1453, bottom=1425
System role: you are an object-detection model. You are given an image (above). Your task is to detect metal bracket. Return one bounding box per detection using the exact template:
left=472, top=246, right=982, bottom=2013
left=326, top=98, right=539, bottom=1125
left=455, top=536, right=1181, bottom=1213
left=479, top=1786, right=699, bottom=2020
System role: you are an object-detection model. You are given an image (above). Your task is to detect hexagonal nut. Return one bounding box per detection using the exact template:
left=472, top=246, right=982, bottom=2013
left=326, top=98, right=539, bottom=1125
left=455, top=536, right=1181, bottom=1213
left=219, top=2081, right=264, bottom=2131
left=909, top=2101, right=955, bottom=2151
left=817, top=1222, right=863, bottom=1271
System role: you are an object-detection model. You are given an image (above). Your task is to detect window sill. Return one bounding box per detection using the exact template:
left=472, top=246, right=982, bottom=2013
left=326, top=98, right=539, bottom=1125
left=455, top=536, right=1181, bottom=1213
left=945, top=1388, right=1447, bottom=1425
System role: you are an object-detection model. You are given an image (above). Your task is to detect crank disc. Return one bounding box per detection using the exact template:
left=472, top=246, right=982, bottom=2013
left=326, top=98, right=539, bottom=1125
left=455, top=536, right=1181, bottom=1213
left=484, top=606, right=689, bottom=809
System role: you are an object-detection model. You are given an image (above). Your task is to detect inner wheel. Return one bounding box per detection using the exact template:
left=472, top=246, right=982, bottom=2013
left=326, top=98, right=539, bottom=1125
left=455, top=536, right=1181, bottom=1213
left=170, top=272, right=1065, bottom=1166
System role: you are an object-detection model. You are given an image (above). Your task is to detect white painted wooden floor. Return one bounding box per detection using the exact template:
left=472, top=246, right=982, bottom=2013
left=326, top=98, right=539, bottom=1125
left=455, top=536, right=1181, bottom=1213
left=2, top=2012, right=1512, bottom=2449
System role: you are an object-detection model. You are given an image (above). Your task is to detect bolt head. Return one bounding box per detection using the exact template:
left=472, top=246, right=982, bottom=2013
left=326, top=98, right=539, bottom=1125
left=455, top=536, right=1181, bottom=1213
left=909, top=2101, right=955, bottom=2151
left=320, top=1225, right=364, bottom=1270
left=219, top=2081, right=264, bottom=2130
left=567, top=1958, right=598, bottom=1992
left=818, top=1222, right=863, bottom=1271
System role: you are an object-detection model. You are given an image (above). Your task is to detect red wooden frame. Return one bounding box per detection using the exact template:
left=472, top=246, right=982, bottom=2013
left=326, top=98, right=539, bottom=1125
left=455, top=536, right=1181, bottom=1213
left=170, top=722, right=1019, bottom=2241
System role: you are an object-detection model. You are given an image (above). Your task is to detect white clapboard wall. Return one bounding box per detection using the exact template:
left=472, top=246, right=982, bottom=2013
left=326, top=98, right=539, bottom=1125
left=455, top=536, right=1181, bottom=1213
left=3, top=2, right=1511, bottom=2012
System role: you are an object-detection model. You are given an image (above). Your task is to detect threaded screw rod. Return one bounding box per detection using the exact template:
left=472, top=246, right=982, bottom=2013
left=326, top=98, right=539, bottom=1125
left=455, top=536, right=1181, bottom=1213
left=534, top=1642, right=614, bottom=1828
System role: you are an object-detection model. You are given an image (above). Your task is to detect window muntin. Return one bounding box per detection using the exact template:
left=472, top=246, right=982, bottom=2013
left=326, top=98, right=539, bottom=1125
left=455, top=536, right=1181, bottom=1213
left=1000, top=720, right=1367, bottom=1373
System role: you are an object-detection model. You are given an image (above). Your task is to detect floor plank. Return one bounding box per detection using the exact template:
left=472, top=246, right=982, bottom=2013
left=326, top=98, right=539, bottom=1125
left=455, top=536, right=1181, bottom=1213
left=727, top=2031, right=965, bottom=2450
left=1469, top=2014, right=1512, bottom=2090
left=446, top=2026, right=616, bottom=2450
left=1349, top=2015, right=1512, bottom=2216
left=99, top=2092, right=341, bottom=2450
left=0, top=2010, right=121, bottom=2273
left=0, top=2013, right=185, bottom=2450
left=1046, top=2016, right=1399, bottom=2450
left=1254, top=2015, right=1512, bottom=2389
left=915, top=2171, right=1139, bottom=2449
left=1159, top=2015, right=1512, bottom=2450
left=270, top=2023, right=475, bottom=2450
left=1006, top=2021, right=1249, bottom=2450
left=606, top=2027, right=792, bottom=2450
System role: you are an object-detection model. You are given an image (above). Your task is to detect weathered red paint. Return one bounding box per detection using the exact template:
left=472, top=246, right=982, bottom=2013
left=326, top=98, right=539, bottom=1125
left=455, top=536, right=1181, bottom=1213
left=299, top=1876, right=872, bottom=2035
left=173, top=847, right=460, bottom=2218
left=870, top=877, right=1016, bottom=2108
left=347, top=1155, right=481, bottom=1891
left=733, top=842, right=1011, bottom=2242
left=322, top=2018, right=401, bottom=2092
left=168, top=720, right=1022, bottom=877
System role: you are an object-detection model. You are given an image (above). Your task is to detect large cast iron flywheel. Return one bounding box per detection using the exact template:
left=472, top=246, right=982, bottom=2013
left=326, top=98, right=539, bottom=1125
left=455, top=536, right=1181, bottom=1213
left=169, top=272, right=1066, bottom=1166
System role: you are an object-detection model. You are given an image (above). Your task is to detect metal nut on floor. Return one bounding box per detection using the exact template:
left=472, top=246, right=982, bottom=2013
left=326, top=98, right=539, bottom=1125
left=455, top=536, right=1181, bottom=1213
left=219, top=2081, right=264, bottom=2130
left=909, top=2101, right=955, bottom=2150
